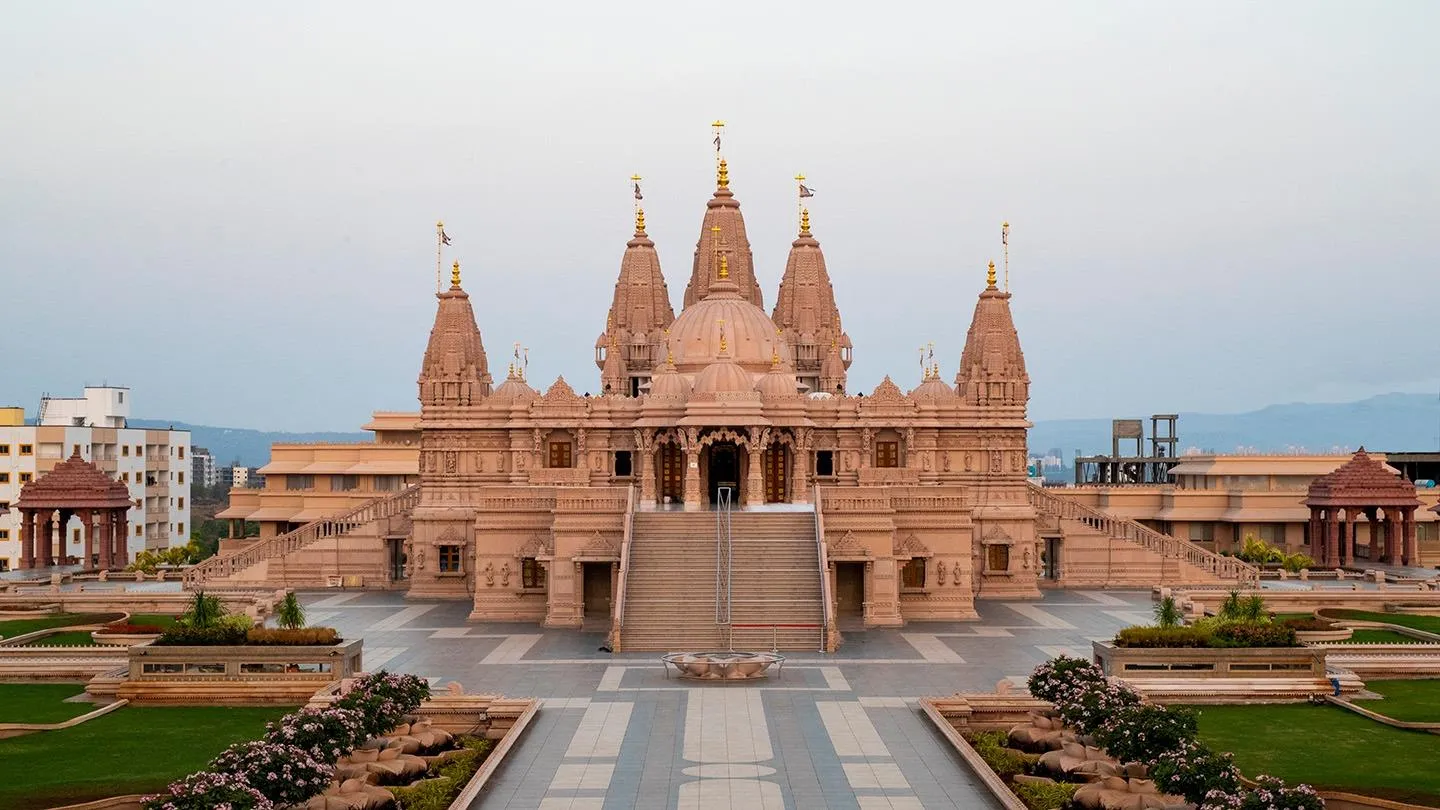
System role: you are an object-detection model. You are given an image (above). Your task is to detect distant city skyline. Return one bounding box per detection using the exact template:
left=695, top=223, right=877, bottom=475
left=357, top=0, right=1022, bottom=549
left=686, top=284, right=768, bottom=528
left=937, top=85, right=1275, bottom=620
left=3, top=2, right=1436, bottom=431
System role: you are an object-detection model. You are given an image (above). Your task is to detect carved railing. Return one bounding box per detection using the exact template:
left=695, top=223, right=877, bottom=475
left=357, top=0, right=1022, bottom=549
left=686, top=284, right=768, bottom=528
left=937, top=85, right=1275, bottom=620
left=815, top=487, right=834, bottom=652
left=1027, top=483, right=1259, bottom=585
left=613, top=486, right=636, bottom=633
left=184, top=484, right=421, bottom=587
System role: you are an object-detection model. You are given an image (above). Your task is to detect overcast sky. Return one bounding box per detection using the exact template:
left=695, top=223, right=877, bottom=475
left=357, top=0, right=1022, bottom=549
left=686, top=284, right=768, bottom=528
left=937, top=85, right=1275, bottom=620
left=2, top=1, right=1435, bottom=431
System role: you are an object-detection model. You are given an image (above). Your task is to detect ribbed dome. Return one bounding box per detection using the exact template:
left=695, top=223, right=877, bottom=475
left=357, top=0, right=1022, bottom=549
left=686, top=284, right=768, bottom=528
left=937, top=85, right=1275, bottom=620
left=910, top=377, right=955, bottom=400
left=669, top=277, right=786, bottom=375
left=491, top=369, right=538, bottom=403
left=755, top=365, right=800, bottom=397
left=692, top=357, right=755, bottom=396
left=647, top=360, right=692, bottom=401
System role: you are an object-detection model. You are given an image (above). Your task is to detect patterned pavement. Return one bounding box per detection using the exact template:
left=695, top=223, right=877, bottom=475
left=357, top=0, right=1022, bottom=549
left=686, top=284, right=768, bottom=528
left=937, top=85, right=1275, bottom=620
left=305, top=588, right=1157, bottom=809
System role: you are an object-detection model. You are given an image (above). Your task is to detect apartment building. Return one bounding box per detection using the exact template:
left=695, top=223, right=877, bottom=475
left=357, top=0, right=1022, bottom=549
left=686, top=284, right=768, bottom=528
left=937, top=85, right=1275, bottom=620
left=0, top=387, right=190, bottom=571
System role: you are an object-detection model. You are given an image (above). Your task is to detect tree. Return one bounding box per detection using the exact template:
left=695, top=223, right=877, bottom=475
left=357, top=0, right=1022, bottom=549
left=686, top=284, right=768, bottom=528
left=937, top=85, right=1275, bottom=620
left=276, top=591, right=306, bottom=630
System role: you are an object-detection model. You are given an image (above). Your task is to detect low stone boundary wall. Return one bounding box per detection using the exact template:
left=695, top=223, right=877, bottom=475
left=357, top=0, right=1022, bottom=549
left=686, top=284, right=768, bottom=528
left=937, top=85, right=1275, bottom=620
left=923, top=692, right=1052, bottom=732
left=0, top=589, right=280, bottom=618
left=1093, top=640, right=1357, bottom=702
left=116, top=639, right=362, bottom=705
left=1173, top=588, right=1440, bottom=617
left=1325, top=695, right=1440, bottom=734
left=918, top=697, right=1028, bottom=810
left=0, top=647, right=127, bottom=681
left=1325, top=646, right=1440, bottom=679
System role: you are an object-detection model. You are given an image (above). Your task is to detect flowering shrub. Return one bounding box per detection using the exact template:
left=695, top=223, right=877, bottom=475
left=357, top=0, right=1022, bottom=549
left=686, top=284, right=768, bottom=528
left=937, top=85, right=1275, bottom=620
left=336, top=670, right=432, bottom=737
left=1055, top=677, right=1143, bottom=733
left=1240, top=776, right=1325, bottom=810
left=1025, top=655, right=1107, bottom=703
left=264, top=706, right=368, bottom=762
left=1149, top=740, right=1243, bottom=804
left=1095, top=703, right=1198, bottom=764
left=210, top=740, right=335, bottom=806
left=141, top=771, right=273, bottom=810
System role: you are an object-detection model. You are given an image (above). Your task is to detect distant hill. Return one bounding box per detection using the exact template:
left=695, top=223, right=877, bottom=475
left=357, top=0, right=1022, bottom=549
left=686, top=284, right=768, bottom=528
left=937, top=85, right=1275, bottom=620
left=1030, top=392, right=1440, bottom=461
left=137, top=392, right=1439, bottom=468
left=129, top=420, right=368, bottom=467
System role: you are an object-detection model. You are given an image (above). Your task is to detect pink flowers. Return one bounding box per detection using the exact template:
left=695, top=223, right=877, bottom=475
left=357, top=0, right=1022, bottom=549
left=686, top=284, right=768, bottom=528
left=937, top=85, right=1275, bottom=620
left=141, top=771, right=274, bottom=810
left=209, top=740, right=334, bottom=806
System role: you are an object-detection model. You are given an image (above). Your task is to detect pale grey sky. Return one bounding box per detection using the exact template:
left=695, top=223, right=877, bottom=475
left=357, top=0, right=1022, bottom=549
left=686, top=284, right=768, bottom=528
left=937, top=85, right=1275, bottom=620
left=2, top=1, right=1435, bottom=431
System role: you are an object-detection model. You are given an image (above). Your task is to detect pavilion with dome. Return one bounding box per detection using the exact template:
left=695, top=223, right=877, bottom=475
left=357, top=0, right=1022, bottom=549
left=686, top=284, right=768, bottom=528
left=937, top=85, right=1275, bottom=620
left=402, top=145, right=1039, bottom=647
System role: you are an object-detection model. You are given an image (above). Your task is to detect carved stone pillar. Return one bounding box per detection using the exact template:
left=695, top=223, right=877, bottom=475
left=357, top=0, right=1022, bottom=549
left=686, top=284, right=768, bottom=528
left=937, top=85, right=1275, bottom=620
left=39, top=514, right=55, bottom=568
left=1402, top=508, right=1418, bottom=567
left=1325, top=513, right=1339, bottom=567
left=745, top=443, right=763, bottom=506
left=19, top=510, right=34, bottom=570
left=1385, top=510, right=1400, bottom=564
left=637, top=432, right=656, bottom=505
left=85, top=510, right=97, bottom=569
left=99, top=510, right=113, bottom=571
left=113, top=507, right=130, bottom=567
left=683, top=447, right=702, bottom=510
left=793, top=430, right=811, bottom=504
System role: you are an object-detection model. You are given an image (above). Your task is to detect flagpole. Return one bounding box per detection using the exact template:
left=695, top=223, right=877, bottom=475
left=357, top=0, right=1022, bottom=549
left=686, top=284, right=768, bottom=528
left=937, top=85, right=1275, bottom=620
left=795, top=173, right=806, bottom=232
left=1002, top=221, right=1011, bottom=292
left=712, top=120, right=725, bottom=172
left=436, top=220, right=445, bottom=293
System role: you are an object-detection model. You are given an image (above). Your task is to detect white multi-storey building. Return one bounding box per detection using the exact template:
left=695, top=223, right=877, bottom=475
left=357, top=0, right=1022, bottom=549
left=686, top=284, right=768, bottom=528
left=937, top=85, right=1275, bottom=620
left=0, top=387, right=190, bottom=571
left=192, top=446, right=218, bottom=489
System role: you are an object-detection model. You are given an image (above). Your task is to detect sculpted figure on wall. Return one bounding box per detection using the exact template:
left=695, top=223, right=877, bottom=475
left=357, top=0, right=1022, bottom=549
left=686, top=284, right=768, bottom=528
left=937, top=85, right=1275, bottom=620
left=484, top=561, right=495, bottom=587
left=501, top=562, right=512, bottom=587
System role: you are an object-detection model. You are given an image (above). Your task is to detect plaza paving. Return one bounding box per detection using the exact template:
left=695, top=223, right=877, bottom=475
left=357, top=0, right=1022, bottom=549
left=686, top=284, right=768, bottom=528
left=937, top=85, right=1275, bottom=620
left=306, top=588, right=1158, bottom=810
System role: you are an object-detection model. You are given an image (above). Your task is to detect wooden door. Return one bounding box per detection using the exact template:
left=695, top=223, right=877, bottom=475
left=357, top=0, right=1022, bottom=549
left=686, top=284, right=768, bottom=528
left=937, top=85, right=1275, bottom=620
left=548, top=441, right=572, bottom=469
left=835, top=563, right=865, bottom=616
left=763, top=447, right=787, bottom=503
left=582, top=563, right=612, bottom=618
left=659, top=444, right=683, bottom=503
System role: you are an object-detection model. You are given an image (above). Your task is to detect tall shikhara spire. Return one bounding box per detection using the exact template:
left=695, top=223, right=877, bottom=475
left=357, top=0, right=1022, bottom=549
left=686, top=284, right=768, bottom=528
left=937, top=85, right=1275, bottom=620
left=772, top=206, right=850, bottom=394
left=683, top=155, right=764, bottom=310
left=594, top=197, right=677, bottom=396
left=955, top=261, right=1029, bottom=409
left=418, top=260, right=492, bottom=408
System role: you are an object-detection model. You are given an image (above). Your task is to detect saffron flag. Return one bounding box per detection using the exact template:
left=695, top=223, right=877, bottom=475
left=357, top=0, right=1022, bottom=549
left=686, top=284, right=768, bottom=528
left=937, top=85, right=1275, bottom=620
left=798, top=184, right=815, bottom=198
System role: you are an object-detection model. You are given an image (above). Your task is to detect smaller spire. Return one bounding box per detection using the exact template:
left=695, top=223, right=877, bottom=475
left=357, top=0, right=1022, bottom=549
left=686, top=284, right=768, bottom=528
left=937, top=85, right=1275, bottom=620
left=451, top=260, right=462, bottom=288
left=800, top=208, right=811, bottom=235
left=717, top=158, right=729, bottom=189
left=986, top=260, right=997, bottom=289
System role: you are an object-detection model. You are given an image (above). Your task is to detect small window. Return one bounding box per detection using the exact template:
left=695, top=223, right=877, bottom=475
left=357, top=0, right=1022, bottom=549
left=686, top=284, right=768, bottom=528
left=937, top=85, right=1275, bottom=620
left=875, top=441, right=899, bottom=469
left=184, top=662, right=225, bottom=674
left=120, top=472, right=129, bottom=483
left=0, top=530, right=9, bottom=540
left=614, top=451, right=633, bottom=477
left=0, top=558, right=9, bottom=572
left=73, top=528, right=81, bottom=542
left=1188, top=523, right=1215, bottom=543
left=178, top=522, right=185, bottom=535
left=438, top=545, right=462, bottom=573
left=135, top=525, right=143, bottom=536
left=816, top=450, right=834, bottom=477
left=522, top=558, right=546, bottom=589
left=135, top=445, right=142, bottom=456
left=333, top=475, right=359, bottom=491
left=142, top=663, right=185, bottom=674
left=374, top=474, right=401, bottom=491
left=178, top=446, right=184, bottom=458
left=122, top=445, right=130, bottom=457
left=19, top=444, right=33, bottom=456
left=19, top=472, right=32, bottom=484
left=986, top=544, right=1010, bottom=573
left=178, top=497, right=185, bottom=509
left=548, top=441, right=572, bottom=469
left=178, top=471, right=185, bottom=484
left=900, top=558, right=926, bottom=589
left=0, top=444, right=8, bottom=454
left=0, top=472, right=8, bottom=484
left=285, top=475, right=314, bottom=491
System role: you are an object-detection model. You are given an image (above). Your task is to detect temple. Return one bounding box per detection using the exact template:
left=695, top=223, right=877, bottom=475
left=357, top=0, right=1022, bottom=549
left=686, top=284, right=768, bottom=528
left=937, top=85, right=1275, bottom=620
left=194, top=138, right=1259, bottom=651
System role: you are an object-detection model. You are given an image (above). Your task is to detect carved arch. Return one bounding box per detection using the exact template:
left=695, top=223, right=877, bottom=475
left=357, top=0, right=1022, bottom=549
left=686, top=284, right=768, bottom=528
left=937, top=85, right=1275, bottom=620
left=697, top=428, right=751, bottom=449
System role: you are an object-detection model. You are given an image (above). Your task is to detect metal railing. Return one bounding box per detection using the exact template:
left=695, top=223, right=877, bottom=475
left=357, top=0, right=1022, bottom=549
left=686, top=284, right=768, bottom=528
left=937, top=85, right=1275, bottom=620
left=183, top=483, right=421, bottom=587
left=814, top=487, right=833, bottom=652
left=614, top=486, right=636, bottom=631
left=1027, top=483, right=1259, bottom=585
left=714, top=486, right=733, bottom=628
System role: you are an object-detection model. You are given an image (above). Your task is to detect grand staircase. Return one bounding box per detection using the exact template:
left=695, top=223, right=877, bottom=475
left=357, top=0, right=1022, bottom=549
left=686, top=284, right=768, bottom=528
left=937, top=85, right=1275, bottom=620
left=183, top=484, right=420, bottom=588
left=616, top=508, right=827, bottom=652
left=1027, top=484, right=1258, bottom=586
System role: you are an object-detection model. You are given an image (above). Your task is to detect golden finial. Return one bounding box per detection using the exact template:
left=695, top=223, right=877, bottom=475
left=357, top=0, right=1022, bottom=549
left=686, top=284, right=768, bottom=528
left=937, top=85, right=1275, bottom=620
left=800, top=208, right=811, bottom=234
left=451, top=260, right=461, bottom=287
left=717, top=319, right=728, bottom=354
left=986, top=260, right=997, bottom=289
left=717, top=158, right=729, bottom=189
left=772, top=346, right=781, bottom=368
left=664, top=328, right=674, bottom=365
left=635, top=207, right=646, bottom=233
left=718, top=254, right=729, bottom=280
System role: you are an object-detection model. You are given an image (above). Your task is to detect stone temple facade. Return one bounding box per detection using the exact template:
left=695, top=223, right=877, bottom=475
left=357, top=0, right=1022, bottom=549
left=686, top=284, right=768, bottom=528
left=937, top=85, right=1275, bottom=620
left=405, top=157, right=1040, bottom=648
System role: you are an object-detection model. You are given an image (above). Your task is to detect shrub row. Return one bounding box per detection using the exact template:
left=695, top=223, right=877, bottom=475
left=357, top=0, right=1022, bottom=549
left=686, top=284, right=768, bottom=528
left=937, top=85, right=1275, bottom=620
left=1025, top=656, right=1322, bottom=810
left=142, top=670, right=431, bottom=810
left=153, top=625, right=343, bottom=647
left=1280, top=617, right=1336, bottom=632
left=1113, top=622, right=1298, bottom=649
left=245, top=627, right=341, bottom=646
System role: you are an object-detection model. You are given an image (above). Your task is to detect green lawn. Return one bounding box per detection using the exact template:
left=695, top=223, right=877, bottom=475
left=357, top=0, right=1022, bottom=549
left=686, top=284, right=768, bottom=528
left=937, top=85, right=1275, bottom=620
left=127, top=614, right=180, bottom=628
left=1193, top=703, right=1440, bottom=807
left=1321, top=610, right=1440, bottom=636
left=0, top=705, right=292, bottom=809
left=21, top=630, right=100, bottom=647
left=1355, top=680, right=1440, bottom=724
left=0, top=613, right=124, bottom=640
left=0, top=684, right=97, bottom=724
left=1344, top=629, right=1426, bottom=645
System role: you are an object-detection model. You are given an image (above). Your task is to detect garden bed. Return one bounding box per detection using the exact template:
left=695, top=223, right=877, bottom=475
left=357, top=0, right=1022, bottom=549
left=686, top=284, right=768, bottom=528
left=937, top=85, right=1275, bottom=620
left=117, top=639, right=363, bottom=705
left=1319, top=609, right=1440, bottom=639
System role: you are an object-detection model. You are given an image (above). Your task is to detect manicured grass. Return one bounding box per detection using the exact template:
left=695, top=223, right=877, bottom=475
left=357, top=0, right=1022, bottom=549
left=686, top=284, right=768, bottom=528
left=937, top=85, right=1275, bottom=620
left=1356, top=680, right=1440, bottom=723
left=1344, top=629, right=1426, bottom=645
left=1273, top=612, right=1314, bottom=621
left=21, top=630, right=100, bottom=647
left=0, top=705, right=292, bottom=809
left=0, top=613, right=124, bottom=639
left=1322, top=609, right=1440, bottom=636
left=1193, top=703, right=1440, bottom=806
left=0, top=684, right=96, bottom=724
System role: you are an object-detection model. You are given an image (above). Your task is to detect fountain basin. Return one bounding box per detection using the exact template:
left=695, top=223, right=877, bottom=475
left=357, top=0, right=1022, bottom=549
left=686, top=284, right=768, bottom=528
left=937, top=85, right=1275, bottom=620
left=661, top=651, right=785, bottom=681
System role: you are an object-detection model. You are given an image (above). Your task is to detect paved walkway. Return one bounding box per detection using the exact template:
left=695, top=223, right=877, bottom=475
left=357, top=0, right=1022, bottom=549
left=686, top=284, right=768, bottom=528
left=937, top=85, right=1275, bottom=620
left=305, top=588, right=1157, bottom=809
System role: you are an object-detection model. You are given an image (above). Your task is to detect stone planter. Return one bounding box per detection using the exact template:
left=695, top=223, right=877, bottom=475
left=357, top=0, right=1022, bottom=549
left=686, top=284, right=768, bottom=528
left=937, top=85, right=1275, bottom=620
left=1295, top=627, right=1353, bottom=643
left=116, top=639, right=364, bottom=704
left=1092, top=640, right=1349, bottom=702
left=90, top=631, right=160, bottom=646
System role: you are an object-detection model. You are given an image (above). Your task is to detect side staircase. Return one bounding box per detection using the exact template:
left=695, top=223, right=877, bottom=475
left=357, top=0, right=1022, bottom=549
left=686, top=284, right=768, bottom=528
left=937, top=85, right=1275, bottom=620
left=617, top=507, right=826, bottom=652
left=1028, top=484, right=1258, bottom=586
left=182, top=484, right=420, bottom=589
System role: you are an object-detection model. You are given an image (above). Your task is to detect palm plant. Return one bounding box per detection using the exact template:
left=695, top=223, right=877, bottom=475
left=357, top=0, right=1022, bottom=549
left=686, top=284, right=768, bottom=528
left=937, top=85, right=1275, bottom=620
left=1154, top=595, right=1183, bottom=628
left=1241, top=594, right=1268, bottom=624
left=276, top=591, right=306, bottom=630
left=1218, top=590, right=1244, bottom=622
left=181, top=590, right=226, bottom=629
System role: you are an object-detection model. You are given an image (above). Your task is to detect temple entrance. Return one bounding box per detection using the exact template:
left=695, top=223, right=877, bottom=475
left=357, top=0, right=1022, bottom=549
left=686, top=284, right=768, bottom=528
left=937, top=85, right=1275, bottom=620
left=834, top=562, right=865, bottom=622
left=387, top=538, right=407, bottom=581
left=707, top=442, right=740, bottom=506
left=658, top=443, right=684, bottom=505
left=763, top=446, right=788, bottom=503
left=582, top=563, right=612, bottom=619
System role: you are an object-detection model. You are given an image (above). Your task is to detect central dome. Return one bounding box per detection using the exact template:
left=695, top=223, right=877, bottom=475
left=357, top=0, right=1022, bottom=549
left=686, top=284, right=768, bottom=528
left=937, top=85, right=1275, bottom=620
left=667, top=277, right=786, bottom=375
